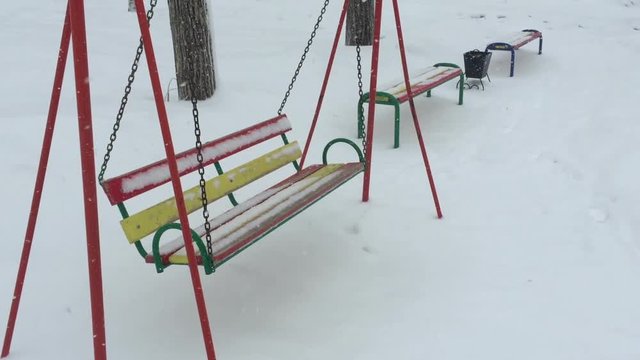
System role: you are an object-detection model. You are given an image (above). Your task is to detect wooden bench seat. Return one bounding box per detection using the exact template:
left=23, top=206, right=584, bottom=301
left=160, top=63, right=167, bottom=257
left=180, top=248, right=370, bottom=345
left=358, top=63, right=463, bottom=148
left=101, top=114, right=365, bottom=275
left=485, top=29, right=543, bottom=77
left=145, top=163, right=363, bottom=272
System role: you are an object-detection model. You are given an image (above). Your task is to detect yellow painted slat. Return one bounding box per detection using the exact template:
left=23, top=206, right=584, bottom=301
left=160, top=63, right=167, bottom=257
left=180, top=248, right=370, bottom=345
left=121, top=142, right=302, bottom=243
left=168, top=164, right=343, bottom=265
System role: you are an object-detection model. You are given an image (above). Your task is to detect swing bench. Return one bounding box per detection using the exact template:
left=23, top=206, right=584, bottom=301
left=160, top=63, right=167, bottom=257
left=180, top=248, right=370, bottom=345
left=101, top=115, right=364, bottom=275
left=94, top=1, right=371, bottom=275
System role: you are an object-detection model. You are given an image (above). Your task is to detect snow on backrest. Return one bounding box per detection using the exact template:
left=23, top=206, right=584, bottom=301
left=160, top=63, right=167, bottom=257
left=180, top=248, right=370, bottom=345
left=101, top=114, right=293, bottom=205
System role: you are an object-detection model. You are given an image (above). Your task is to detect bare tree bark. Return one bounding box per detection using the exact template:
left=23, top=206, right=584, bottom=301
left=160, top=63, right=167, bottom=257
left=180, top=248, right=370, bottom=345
left=167, top=0, right=216, bottom=100
left=346, top=0, right=374, bottom=46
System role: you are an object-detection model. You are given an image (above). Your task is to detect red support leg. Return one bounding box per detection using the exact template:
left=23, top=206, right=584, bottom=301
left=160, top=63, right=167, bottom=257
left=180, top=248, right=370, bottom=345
left=133, top=1, right=217, bottom=359
left=390, top=0, right=443, bottom=218
left=361, top=0, right=384, bottom=202
left=68, top=0, right=109, bottom=358
left=300, top=0, right=352, bottom=170
left=1, top=5, right=72, bottom=358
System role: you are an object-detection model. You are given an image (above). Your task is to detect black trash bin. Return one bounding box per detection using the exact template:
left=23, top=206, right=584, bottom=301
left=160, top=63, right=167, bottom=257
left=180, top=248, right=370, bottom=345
left=462, top=49, right=492, bottom=90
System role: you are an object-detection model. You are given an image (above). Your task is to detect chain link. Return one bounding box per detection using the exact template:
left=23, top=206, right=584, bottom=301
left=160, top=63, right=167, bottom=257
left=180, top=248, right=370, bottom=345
left=277, top=0, right=330, bottom=115
left=356, top=45, right=367, bottom=160
left=98, top=0, right=158, bottom=183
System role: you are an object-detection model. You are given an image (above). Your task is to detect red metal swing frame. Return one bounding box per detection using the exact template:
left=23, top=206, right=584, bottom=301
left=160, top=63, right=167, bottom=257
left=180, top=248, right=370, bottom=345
left=1, top=0, right=442, bottom=359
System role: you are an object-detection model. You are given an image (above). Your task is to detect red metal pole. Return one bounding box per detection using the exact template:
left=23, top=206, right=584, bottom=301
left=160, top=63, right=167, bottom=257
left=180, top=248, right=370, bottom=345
left=390, top=0, right=443, bottom=218
left=361, top=0, right=384, bottom=202
left=299, top=0, right=351, bottom=169
left=133, top=1, right=217, bottom=359
left=68, top=0, right=109, bottom=358
left=1, top=5, right=71, bottom=358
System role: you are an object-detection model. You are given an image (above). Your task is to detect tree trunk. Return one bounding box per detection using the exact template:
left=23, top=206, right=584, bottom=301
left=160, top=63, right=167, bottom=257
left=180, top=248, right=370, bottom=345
left=167, top=0, right=216, bottom=100
left=346, top=0, right=374, bottom=46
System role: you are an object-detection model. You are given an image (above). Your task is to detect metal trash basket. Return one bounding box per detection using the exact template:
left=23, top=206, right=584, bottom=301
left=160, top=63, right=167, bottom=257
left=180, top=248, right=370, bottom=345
left=463, top=50, right=492, bottom=79
left=459, top=49, right=492, bottom=90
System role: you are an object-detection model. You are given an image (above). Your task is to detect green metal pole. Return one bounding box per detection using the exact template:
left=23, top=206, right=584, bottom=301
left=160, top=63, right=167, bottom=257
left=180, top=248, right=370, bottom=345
left=458, top=73, right=464, bottom=105
left=357, top=97, right=366, bottom=139
left=394, top=103, right=401, bottom=149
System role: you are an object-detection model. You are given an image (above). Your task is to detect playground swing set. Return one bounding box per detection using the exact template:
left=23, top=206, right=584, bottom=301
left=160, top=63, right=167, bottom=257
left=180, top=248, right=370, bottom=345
left=2, top=0, right=444, bottom=359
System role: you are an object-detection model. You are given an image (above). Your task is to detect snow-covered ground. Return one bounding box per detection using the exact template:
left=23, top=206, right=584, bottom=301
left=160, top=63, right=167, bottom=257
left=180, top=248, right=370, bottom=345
left=2, top=0, right=640, bottom=359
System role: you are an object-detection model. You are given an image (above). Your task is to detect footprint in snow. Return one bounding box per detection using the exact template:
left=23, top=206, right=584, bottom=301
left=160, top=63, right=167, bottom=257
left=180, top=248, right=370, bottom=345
left=589, top=208, right=609, bottom=223
left=346, top=223, right=360, bottom=235
left=362, top=246, right=375, bottom=254
left=534, top=152, right=584, bottom=181
left=470, top=14, right=486, bottom=19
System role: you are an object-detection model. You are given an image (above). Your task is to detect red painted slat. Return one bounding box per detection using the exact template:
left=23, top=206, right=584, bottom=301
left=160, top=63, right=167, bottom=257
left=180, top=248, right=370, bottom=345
left=102, top=114, right=291, bottom=204
left=395, top=68, right=462, bottom=103
left=144, top=165, right=325, bottom=265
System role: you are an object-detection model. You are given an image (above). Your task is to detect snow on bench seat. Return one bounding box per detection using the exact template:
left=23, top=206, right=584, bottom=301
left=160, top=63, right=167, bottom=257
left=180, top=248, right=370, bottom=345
left=145, top=162, right=364, bottom=268
left=376, top=65, right=463, bottom=104
left=507, top=30, right=543, bottom=49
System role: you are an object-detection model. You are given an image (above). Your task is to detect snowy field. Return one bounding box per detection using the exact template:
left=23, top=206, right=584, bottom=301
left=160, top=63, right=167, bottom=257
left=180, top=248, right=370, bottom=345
left=2, top=0, right=640, bottom=359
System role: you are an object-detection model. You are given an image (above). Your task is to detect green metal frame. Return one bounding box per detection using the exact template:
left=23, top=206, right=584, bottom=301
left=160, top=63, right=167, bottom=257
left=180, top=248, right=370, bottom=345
left=433, top=63, right=464, bottom=106
left=357, top=63, right=464, bottom=149
left=322, top=138, right=365, bottom=165
left=117, top=201, right=215, bottom=274
left=151, top=223, right=215, bottom=275
left=358, top=92, right=401, bottom=148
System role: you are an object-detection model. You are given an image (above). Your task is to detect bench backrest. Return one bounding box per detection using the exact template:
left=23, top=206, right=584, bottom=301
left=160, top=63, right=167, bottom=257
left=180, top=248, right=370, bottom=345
left=101, top=114, right=293, bottom=205
left=101, top=114, right=301, bottom=243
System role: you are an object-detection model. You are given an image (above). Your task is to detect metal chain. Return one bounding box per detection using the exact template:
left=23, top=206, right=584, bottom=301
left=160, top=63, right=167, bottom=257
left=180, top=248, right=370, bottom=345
left=191, top=96, right=213, bottom=256
left=277, top=0, right=330, bottom=115
left=98, top=0, right=158, bottom=183
left=183, top=14, right=214, bottom=255
left=356, top=45, right=367, bottom=160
